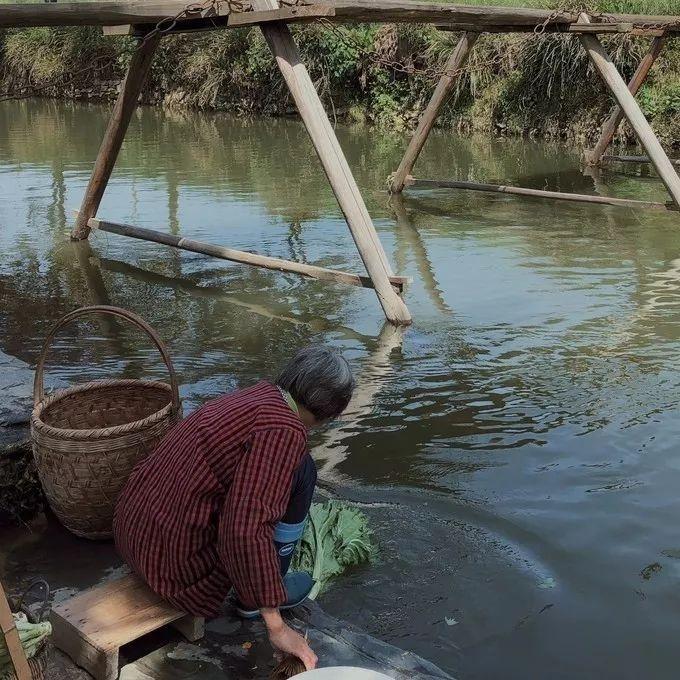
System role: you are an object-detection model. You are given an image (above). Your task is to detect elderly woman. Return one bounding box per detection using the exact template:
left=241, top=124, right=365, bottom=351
left=113, top=346, right=354, bottom=671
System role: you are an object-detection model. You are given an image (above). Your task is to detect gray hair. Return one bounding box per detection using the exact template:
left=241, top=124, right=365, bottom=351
left=276, top=346, right=355, bottom=421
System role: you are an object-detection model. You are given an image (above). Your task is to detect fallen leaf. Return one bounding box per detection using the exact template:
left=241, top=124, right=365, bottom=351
left=242, top=641, right=253, bottom=650
left=661, top=549, right=680, bottom=560
left=640, top=563, right=662, bottom=580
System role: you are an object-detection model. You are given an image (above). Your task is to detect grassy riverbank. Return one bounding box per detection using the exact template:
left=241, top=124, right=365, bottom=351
left=0, top=0, right=678, bottom=147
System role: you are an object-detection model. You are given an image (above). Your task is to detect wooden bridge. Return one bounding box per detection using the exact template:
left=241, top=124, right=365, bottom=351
left=1, top=0, right=678, bottom=325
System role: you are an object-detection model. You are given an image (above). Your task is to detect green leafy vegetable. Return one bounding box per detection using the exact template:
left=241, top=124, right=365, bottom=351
left=291, top=500, right=376, bottom=600
left=0, top=614, right=51, bottom=674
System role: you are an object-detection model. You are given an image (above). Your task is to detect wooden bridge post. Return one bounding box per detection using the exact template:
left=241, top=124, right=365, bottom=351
left=578, top=22, right=680, bottom=209
left=390, top=32, right=478, bottom=194
left=585, top=35, right=666, bottom=167
left=71, top=34, right=161, bottom=240
left=254, top=0, right=411, bottom=325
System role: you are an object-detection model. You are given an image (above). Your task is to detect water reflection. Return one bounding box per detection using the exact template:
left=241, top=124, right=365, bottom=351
left=389, top=194, right=451, bottom=315
left=3, top=99, right=680, bottom=679
left=314, top=322, right=406, bottom=483
left=96, top=254, right=323, bottom=328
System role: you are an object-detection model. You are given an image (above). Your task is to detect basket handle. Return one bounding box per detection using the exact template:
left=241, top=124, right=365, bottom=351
left=33, top=305, right=180, bottom=414
left=17, top=579, right=50, bottom=622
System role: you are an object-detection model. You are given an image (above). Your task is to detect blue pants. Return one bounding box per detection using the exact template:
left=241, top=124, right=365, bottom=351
left=274, top=454, right=317, bottom=574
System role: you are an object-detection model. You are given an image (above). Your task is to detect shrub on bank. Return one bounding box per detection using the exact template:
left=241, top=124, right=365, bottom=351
left=0, top=18, right=678, bottom=148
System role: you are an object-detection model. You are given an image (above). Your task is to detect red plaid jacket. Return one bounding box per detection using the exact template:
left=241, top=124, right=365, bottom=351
left=113, top=381, right=307, bottom=617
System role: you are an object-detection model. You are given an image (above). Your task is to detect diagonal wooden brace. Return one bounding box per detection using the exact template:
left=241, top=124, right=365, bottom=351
left=586, top=35, right=667, bottom=167
left=390, top=31, right=478, bottom=193
left=578, top=18, right=680, bottom=209
left=253, top=0, right=411, bottom=325
left=71, top=33, right=161, bottom=240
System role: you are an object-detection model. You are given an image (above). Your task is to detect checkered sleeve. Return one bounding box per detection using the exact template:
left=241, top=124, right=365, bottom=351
left=219, top=425, right=306, bottom=610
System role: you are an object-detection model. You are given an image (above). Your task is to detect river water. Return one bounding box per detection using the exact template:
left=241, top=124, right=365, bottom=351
left=1, top=98, right=680, bottom=679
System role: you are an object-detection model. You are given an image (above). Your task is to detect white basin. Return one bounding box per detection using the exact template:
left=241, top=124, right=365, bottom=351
left=294, top=668, right=394, bottom=679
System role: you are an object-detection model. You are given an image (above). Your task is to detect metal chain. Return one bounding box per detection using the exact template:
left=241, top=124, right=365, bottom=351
left=140, top=0, right=234, bottom=45
left=533, top=6, right=617, bottom=34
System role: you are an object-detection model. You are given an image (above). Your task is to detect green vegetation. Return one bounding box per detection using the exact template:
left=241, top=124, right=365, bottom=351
left=0, top=0, right=678, bottom=146
left=0, top=614, right=51, bottom=670
left=291, top=500, right=376, bottom=598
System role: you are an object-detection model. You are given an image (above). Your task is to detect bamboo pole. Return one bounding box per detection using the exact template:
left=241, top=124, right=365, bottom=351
left=253, top=0, right=412, bottom=325
left=0, top=582, right=31, bottom=680
left=390, top=32, right=478, bottom=194
left=586, top=35, right=666, bottom=167
left=578, top=26, right=680, bottom=209
left=71, top=34, right=161, bottom=240
left=407, top=177, right=673, bottom=210
left=88, top=217, right=409, bottom=291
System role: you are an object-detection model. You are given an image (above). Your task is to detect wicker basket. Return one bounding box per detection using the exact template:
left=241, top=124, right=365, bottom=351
left=30, top=306, right=182, bottom=540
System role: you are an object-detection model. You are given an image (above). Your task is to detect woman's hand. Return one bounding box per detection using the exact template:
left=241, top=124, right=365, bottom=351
left=261, top=608, right=318, bottom=671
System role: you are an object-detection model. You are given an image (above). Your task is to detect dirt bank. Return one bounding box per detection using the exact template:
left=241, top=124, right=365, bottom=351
left=1, top=24, right=678, bottom=149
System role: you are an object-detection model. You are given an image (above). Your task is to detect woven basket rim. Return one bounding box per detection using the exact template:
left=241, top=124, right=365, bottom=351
left=31, top=378, right=176, bottom=440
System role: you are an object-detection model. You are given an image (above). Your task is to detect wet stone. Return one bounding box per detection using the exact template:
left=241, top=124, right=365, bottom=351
left=0, top=349, right=35, bottom=429
left=3, top=512, right=452, bottom=679
left=119, top=602, right=453, bottom=680
left=0, top=351, right=44, bottom=524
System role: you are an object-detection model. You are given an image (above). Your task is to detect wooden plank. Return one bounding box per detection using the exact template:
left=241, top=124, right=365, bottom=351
left=566, top=24, right=666, bottom=37
left=71, top=32, right=160, bottom=240
left=171, top=615, right=205, bottom=642
left=436, top=24, right=668, bottom=36
left=88, top=217, right=409, bottom=291
left=0, top=1, right=679, bottom=33
left=51, top=612, right=119, bottom=680
left=51, top=574, right=187, bottom=647
left=578, top=27, right=680, bottom=209
left=0, top=582, right=31, bottom=680
left=253, top=0, right=412, bottom=325
left=103, top=24, right=134, bottom=35
left=406, top=177, right=674, bottom=210
left=227, top=3, right=336, bottom=26
left=603, top=154, right=680, bottom=167
left=50, top=574, right=205, bottom=680
left=0, top=0, right=202, bottom=28
left=586, top=36, right=667, bottom=167
left=327, top=2, right=680, bottom=31
left=390, top=32, right=478, bottom=193
left=567, top=22, right=633, bottom=33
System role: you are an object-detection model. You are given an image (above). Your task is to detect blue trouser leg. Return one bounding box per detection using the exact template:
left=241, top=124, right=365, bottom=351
left=274, top=453, right=317, bottom=575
